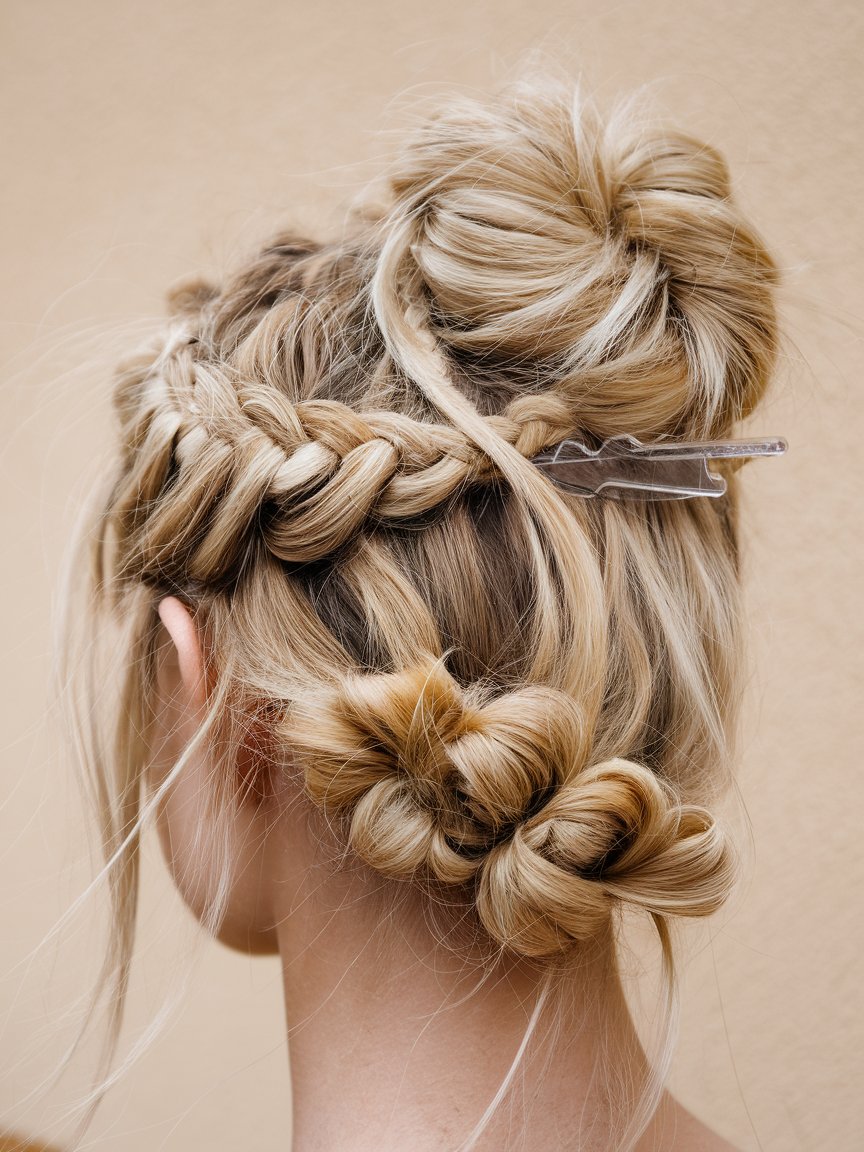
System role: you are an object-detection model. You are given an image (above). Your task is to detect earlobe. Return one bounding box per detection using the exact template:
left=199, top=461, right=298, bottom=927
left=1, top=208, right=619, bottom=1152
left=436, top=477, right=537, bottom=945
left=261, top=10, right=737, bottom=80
left=157, top=597, right=208, bottom=711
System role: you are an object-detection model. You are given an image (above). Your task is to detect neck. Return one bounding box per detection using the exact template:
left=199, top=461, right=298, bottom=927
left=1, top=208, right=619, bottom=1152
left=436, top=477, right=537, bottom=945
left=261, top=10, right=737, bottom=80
left=271, top=832, right=667, bottom=1152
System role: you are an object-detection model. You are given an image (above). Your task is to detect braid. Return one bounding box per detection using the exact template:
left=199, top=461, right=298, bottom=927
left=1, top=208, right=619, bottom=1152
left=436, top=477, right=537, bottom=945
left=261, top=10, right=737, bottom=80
left=112, top=315, right=579, bottom=587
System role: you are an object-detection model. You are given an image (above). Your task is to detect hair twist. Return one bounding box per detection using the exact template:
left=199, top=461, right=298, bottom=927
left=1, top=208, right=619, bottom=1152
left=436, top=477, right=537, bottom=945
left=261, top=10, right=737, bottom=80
left=477, top=760, right=734, bottom=957
left=284, top=660, right=733, bottom=958
left=285, top=660, right=587, bottom=882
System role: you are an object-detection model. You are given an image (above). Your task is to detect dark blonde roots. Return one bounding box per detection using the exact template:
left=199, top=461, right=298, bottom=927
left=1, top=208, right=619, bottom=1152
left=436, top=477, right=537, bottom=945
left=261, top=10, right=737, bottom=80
left=67, top=75, right=778, bottom=1139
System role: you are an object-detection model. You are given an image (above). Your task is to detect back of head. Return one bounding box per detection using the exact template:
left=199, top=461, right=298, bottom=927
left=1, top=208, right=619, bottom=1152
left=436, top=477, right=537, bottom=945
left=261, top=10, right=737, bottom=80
left=74, top=73, right=778, bottom=1140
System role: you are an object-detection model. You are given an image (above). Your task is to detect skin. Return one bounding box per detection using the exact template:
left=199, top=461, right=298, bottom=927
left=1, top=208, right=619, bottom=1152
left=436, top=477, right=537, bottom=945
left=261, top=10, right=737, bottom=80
left=150, top=595, right=740, bottom=1152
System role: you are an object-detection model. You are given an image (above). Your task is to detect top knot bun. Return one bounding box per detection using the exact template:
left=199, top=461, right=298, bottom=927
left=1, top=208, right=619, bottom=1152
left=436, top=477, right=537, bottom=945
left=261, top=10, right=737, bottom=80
left=380, top=80, right=778, bottom=439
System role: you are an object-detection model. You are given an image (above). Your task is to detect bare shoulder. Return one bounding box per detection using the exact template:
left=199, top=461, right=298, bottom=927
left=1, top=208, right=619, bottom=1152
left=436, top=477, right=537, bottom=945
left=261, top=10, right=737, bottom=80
left=636, top=1092, right=742, bottom=1152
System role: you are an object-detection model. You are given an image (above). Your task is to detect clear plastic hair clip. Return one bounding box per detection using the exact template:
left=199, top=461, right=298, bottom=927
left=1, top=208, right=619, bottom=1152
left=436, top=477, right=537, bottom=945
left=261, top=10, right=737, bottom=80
left=531, top=434, right=788, bottom=500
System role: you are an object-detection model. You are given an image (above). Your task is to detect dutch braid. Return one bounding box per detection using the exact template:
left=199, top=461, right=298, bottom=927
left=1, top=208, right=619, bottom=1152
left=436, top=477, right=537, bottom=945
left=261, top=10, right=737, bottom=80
left=112, top=322, right=579, bottom=584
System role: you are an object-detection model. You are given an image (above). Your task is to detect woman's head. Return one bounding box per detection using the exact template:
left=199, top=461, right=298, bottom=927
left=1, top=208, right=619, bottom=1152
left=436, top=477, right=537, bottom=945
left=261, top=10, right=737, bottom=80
left=70, top=73, right=778, bottom=1136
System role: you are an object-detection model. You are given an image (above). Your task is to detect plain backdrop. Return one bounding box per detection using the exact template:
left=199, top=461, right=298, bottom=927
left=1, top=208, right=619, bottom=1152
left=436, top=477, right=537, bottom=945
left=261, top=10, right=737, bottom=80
left=1, top=2, right=861, bottom=1150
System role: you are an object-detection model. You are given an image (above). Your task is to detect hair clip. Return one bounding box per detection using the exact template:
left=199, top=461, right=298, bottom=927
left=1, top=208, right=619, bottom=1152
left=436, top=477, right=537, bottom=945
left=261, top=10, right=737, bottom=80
left=531, top=434, right=788, bottom=500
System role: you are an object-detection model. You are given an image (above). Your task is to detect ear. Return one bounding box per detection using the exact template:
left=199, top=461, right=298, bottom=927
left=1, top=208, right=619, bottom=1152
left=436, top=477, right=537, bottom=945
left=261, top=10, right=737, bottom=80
left=157, top=596, right=208, bottom=711
left=153, top=597, right=280, bottom=956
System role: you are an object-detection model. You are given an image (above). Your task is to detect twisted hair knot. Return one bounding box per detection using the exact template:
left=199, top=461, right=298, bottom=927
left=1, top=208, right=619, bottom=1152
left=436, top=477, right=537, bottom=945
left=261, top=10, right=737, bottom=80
left=478, top=760, right=732, bottom=956
left=285, top=660, right=734, bottom=957
left=286, top=660, right=587, bottom=888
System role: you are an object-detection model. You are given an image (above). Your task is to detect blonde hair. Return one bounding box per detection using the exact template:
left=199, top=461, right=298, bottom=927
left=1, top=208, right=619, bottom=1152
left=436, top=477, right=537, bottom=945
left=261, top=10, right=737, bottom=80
left=58, top=75, right=778, bottom=1149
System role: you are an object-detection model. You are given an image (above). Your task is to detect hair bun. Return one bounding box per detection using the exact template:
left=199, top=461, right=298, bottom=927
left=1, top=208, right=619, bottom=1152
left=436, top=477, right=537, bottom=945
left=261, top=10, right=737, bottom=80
left=286, top=661, right=735, bottom=959
left=287, top=660, right=586, bottom=885
left=379, top=79, right=778, bottom=439
left=478, top=758, right=735, bottom=958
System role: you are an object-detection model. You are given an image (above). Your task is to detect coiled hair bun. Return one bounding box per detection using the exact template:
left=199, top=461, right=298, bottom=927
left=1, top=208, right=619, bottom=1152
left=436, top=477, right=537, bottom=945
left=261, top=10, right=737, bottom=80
left=286, top=660, right=734, bottom=960
left=380, top=81, right=778, bottom=438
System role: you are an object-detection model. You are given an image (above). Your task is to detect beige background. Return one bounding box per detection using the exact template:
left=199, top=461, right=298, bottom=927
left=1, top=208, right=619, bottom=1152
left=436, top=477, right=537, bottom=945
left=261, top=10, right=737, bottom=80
left=1, top=1, right=861, bottom=1149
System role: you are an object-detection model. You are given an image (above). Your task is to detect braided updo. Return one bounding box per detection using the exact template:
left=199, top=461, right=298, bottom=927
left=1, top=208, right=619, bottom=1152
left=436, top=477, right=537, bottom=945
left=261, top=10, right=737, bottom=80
left=96, top=77, right=777, bottom=966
